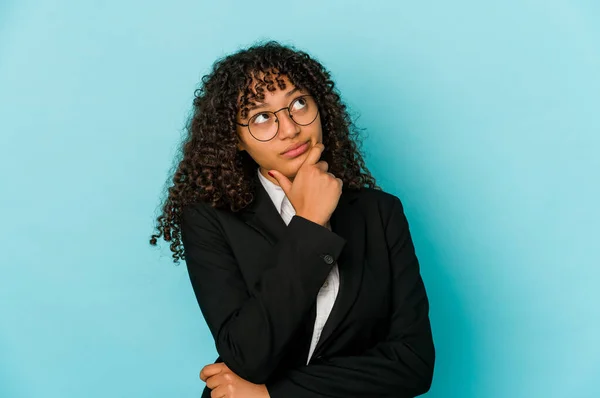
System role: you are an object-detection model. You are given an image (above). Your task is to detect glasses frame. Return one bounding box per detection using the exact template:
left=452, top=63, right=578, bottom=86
left=236, top=94, right=319, bottom=142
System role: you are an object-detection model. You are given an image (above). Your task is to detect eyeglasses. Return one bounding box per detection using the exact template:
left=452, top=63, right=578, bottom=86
left=236, top=95, right=319, bottom=142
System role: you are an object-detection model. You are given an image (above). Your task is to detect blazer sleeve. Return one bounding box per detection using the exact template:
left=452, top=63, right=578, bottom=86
left=265, top=195, right=435, bottom=398
left=180, top=202, right=346, bottom=384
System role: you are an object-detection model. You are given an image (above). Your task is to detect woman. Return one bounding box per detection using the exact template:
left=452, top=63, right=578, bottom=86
left=150, top=41, right=435, bottom=398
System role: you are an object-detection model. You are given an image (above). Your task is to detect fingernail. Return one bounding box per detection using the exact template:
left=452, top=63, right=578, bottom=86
left=268, top=171, right=274, bottom=178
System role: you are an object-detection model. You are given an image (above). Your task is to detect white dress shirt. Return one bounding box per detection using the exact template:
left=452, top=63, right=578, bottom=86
left=257, top=168, right=340, bottom=364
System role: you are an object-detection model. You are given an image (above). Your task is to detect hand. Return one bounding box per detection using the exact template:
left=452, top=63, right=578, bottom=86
left=200, top=363, right=270, bottom=398
left=269, top=143, right=343, bottom=226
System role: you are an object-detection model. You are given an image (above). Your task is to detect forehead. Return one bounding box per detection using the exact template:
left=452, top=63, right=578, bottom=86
left=244, top=73, right=293, bottom=100
left=237, top=72, right=305, bottom=117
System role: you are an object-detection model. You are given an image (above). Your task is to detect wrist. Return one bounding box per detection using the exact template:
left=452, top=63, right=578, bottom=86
left=296, top=212, right=328, bottom=227
left=260, top=384, right=270, bottom=398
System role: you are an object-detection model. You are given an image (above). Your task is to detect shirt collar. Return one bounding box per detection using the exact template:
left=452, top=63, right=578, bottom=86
left=257, top=168, right=287, bottom=214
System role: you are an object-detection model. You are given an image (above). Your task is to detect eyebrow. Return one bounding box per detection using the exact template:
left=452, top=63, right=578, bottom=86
left=247, top=87, right=301, bottom=111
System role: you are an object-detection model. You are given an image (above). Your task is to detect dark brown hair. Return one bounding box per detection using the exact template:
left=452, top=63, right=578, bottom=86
left=149, top=40, right=379, bottom=263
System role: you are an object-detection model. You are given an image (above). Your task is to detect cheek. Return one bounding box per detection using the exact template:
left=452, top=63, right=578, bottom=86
left=314, top=116, right=324, bottom=139
left=243, top=142, right=278, bottom=166
left=236, top=129, right=247, bottom=150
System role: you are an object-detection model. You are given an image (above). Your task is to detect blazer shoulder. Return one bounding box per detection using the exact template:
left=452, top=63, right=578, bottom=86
left=182, top=200, right=213, bottom=220
left=181, top=200, right=228, bottom=233
left=352, top=187, right=404, bottom=211
left=181, top=200, right=246, bottom=240
left=349, top=187, right=412, bottom=230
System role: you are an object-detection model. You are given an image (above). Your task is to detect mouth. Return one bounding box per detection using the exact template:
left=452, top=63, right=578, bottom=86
left=281, top=140, right=311, bottom=158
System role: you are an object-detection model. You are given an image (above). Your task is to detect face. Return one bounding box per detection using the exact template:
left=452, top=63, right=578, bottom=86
left=236, top=76, right=323, bottom=185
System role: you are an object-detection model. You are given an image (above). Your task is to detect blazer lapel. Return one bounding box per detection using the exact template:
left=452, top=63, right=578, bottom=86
left=239, top=178, right=367, bottom=360
left=239, top=176, right=319, bottom=367
left=238, top=175, right=288, bottom=245
left=311, top=190, right=366, bottom=359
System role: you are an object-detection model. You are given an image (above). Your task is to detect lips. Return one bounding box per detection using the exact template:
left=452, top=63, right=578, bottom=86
left=282, top=140, right=309, bottom=155
left=281, top=140, right=310, bottom=159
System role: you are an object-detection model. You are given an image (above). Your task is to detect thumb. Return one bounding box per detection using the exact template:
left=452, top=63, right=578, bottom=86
left=268, top=170, right=293, bottom=196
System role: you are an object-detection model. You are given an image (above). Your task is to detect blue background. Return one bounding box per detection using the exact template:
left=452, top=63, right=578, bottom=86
left=1, top=1, right=599, bottom=397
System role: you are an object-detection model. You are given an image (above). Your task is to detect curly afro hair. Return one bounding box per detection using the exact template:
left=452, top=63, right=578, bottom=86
left=149, top=40, right=379, bottom=264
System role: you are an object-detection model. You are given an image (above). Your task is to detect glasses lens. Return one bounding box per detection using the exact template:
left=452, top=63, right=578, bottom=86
left=246, top=96, right=319, bottom=141
left=290, top=96, right=318, bottom=125
left=248, top=112, right=278, bottom=141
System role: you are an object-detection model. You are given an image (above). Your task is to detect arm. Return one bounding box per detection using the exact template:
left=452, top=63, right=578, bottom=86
left=180, top=202, right=346, bottom=384
left=265, top=195, right=435, bottom=398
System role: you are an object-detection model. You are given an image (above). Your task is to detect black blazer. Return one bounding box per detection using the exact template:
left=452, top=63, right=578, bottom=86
left=180, top=175, right=435, bottom=398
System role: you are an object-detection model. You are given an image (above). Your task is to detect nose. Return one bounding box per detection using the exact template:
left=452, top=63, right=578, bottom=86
left=276, top=109, right=300, bottom=139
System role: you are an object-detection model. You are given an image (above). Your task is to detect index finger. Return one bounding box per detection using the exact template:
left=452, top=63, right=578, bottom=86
left=199, top=363, right=225, bottom=382
left=302, top=143, right=324, bottom=167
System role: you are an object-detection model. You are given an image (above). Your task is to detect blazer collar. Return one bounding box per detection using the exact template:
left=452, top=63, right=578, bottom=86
left=239, top=173, right=366, bottom=359
left=239, top=172, right=361, bottom=242
left=238, top=174, right=289, bottom=244
left=313, top=188, right=366, bottom=359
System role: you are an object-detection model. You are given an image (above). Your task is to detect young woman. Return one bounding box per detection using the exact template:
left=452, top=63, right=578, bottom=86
left=150, top=41, right=435, bottom=398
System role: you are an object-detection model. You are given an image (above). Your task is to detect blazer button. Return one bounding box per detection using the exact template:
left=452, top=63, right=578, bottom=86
left=323, top=254, right=334, bottom=264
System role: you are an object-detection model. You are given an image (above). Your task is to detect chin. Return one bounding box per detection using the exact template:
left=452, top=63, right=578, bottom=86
left=285, top=168, right=300, bottom=180
left=287, top=153, right=308, bottom=170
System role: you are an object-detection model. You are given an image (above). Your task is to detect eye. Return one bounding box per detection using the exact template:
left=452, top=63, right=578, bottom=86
left=291, top=97, right=308, bottom=111
left=251, top=112, right=272, bottom=125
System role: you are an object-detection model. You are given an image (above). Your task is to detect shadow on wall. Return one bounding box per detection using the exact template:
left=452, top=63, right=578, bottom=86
left=353, top=83, right=485, bottom=398
left=417, top=232, right=480, bottom=398
left=375, top=152, right=483, bottom=398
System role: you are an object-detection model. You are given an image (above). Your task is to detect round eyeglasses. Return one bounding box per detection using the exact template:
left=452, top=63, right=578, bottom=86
left=236, top=95, right=319, bottom=142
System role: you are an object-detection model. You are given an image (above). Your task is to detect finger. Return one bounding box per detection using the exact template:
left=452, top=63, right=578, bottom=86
left=329, top=174, right=343, bottom=186
left=302, top=143, right=324, bottom=166
left=200, top=363, right=224, bottom=382
left=315, top=160, right=329, bottom=173
left=268, top=170, right=293, bottom=196
left=205, top=374, right=223, bottom=390
left=210, top=385, right=227, bottom=398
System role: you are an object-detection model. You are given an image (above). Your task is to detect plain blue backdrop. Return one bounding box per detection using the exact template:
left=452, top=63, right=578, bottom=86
left=1, top=1, right=599, bottom=397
